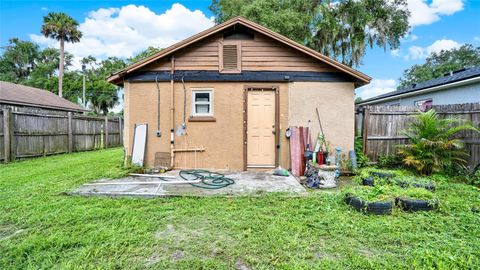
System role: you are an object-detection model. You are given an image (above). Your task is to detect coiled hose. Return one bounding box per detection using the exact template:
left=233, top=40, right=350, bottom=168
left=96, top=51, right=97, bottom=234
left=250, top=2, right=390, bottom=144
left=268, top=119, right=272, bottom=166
left=179, top=169, right=235, bottom=189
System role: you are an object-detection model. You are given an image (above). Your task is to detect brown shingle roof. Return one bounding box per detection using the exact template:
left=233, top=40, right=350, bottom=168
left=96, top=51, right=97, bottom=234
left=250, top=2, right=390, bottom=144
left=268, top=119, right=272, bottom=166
left=0, top=81, right=87, bottom=112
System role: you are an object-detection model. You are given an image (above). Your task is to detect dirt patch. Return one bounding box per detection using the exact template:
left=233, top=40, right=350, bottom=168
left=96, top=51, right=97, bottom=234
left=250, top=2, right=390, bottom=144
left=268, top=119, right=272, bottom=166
left=314, top=252, right=339, bottom=260
left=171, top=250, right=185, bottom=261
left=154, top=224, right=175, bottom=240
left=235, top=259, right=251, bottom=270
left=145, top=255, right=160, bottom=267
left=0, top=224, right=25, bottom=241
left=358, top=247, right=375, bottom=258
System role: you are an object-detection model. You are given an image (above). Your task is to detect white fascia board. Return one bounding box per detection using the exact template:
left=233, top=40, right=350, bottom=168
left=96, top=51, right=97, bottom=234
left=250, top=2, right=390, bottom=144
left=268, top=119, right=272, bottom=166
left=359, top=76, right=480, bottom=106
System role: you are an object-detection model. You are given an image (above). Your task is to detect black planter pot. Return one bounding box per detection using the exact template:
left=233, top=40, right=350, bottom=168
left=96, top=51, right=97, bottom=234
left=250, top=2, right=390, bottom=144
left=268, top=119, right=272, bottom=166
left=395, top=180, right=436, bottom=191
left=412, top=182, right=436, bottom=191
left=362, top=176, right=375, bottom=186
left=344, top=196, right=353, bottom=205
left=370, top=171, right=395, bottom=179
left=396, top=180, right=410, bottom=188
left=366, top=201, right=393, bottom=215
left=344, top=195, right=365, bottom=212
left=395, top=197, right=438, bottom=212
left=344, top=195, right=392, bottom=215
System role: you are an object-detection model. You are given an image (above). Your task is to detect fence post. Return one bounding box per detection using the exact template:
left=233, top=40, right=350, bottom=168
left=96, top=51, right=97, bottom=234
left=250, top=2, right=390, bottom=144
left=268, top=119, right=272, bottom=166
left=67, top=112, right=73, bottom=153
left=362, top=107, right=369, bottom=154
left=104, top=117, right=109, bottom=148
left=118, top=117, right=123, bottom=146
left=3, top=108, right=12, bottom=163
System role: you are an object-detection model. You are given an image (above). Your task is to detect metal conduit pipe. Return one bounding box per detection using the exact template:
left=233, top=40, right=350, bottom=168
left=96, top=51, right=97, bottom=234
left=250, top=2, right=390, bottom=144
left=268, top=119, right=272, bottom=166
left=170, top=56, right=175, bottom=168
left=155, top=74, right=161, bottom=137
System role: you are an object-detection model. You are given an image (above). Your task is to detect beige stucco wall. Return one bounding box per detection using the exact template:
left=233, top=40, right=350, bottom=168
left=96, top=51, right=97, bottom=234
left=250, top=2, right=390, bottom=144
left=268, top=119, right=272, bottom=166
left=288, top=82, right=355, bottom=156
left=124, top=81, right=290, bottom=170
left=124, top=80, right=354, bottom=170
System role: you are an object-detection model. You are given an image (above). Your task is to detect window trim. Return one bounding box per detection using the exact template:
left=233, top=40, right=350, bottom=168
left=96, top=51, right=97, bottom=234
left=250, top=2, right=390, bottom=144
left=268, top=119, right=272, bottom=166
left=219, top=41, right=242, bottom=73
left=191, top=89, right=214, bottom=117
left=414, top=98, right=433, bottom=112
left=414, top=98, right=433, bottom=107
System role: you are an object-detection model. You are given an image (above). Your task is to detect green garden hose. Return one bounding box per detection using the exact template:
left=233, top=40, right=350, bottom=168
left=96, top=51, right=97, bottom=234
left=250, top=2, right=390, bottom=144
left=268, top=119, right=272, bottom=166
left=179, top=169, right=235, bottom=189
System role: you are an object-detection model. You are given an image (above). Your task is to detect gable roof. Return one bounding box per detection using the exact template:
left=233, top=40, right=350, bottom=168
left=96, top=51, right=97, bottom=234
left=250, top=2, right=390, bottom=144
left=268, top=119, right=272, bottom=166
left=107, top=16, right=371, bottom=86
left=357, top=66, right=480, bottom=105
left=0, top=81, right=88, bottom=112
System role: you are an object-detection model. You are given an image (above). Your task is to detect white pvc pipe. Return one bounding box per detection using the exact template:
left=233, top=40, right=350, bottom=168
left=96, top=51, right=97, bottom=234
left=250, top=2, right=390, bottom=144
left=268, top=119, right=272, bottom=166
left=129, top=173, right=176, bottom=178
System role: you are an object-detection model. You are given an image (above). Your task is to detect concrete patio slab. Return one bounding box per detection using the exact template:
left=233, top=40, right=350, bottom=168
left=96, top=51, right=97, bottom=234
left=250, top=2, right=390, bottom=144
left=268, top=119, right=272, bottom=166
left=71, top=170, right=307, bottom=197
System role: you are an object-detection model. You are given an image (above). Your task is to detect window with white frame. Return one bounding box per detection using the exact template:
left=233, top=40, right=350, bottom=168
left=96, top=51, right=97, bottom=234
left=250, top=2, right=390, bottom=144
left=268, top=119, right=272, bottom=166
left=191, top=90, right=213, bottom=116
left=414, top=98, right=433, bottom=111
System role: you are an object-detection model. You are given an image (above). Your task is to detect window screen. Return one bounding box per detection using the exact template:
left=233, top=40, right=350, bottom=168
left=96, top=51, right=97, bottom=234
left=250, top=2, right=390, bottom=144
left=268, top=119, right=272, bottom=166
left=192, top=90, right=213, bottom=116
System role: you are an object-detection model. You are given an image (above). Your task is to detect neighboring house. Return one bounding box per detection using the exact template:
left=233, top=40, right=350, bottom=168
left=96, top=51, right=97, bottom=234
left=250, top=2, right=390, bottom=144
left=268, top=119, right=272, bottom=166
left=0, top=81, right=87, bottom=115
left=107, top=17, right=371, bottom=170
left=357, top=66, right=480, bottom=109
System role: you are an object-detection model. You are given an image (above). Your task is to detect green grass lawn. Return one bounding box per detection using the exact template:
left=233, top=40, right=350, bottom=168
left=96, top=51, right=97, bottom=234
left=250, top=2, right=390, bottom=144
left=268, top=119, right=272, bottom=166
left=1, top=148, right=479, bottom=269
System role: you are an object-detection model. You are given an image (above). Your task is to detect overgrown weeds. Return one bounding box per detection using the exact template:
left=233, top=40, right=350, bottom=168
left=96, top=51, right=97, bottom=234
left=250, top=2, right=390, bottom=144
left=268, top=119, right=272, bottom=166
left=0, top=149, right=479, bottom=269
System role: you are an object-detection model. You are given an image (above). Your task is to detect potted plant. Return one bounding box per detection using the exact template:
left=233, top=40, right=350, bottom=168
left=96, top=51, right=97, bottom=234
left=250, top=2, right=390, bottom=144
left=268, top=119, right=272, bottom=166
left=354, top=168, right=398, bottom=187
left=395, top=177, right=436, bottom=191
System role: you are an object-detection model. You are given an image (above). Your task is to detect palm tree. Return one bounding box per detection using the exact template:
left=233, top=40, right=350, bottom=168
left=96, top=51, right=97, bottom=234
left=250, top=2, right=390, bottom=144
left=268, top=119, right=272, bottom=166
left=41, top=12, right=82, bottom=97
left=398, top=110, right=479, bottom=175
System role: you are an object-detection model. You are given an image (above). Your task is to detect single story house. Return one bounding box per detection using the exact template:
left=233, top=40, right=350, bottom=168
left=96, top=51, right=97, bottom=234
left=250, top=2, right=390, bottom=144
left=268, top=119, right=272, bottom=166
left=0, top=81, right=87, bottom=115
left=357, top=66, right=480, bottom=109
left=107, top=16, right=371, bottom=170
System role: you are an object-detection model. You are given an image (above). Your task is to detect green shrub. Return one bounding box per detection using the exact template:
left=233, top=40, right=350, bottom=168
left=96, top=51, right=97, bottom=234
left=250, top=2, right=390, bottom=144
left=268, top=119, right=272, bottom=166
left=344, top=185, right=397, bottom=201
left=398, top=109, right=479, bottom=175
left=395, top=176, right=434, bottom=186
left=395, top=187, right=436, bottom=200
left=344, top=185, right=437, bottom=202
left=354, top=136, right=369, bottom=168
left=378, top=154, right=404, bottom=168
left=353, top=167, right=404, bottom=184
left=469, top=169, right=480, bottom=187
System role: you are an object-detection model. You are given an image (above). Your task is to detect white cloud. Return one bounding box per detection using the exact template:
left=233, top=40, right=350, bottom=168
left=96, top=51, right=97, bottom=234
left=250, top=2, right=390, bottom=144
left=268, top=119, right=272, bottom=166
left=430, top=0, right=464, bottom=15
left=426, top=39, right=460, bottom=54
left=404, top=39, right=460, bottom=60
left=405, top=45, right=427, bottom=60
left=391, top=49, right=400, bottom=57
left=473, top=37, right=480, bottom=45
left=402, top=34, right=418, bottom=42
left=30, top=4, right=215, bottom=70
left=356, top=79, right=397, bottom=99
left=41, top=7, right=48, bottom=11
left=407, top=0, right=464, bottom=27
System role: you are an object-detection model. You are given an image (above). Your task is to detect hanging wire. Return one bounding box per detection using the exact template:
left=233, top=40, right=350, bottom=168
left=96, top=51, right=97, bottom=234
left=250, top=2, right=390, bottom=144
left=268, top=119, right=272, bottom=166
left=155, top=74, right=161, bottom=136
left=181, top=75, right=187, bottom=125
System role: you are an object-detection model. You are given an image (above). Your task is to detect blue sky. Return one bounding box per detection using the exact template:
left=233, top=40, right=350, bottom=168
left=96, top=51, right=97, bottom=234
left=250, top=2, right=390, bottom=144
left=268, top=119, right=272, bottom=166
left=1, top=0, right=480, bottom=99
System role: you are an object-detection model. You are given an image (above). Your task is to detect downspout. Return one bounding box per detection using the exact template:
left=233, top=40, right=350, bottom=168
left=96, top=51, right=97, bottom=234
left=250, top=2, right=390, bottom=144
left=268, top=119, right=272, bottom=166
left=170, top=56, right=175, bottom=168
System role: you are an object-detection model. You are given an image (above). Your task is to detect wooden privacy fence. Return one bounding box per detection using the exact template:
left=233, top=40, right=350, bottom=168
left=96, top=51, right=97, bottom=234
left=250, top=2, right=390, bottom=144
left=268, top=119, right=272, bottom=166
left=356, top=103, right=480, bottom=170
left=0, top=108, right=123, bottom=163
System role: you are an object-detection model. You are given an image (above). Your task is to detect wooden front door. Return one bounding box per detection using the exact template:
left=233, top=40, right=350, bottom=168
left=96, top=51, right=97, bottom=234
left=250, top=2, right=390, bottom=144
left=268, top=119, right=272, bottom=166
left=247, top=90, right=276, bottom=167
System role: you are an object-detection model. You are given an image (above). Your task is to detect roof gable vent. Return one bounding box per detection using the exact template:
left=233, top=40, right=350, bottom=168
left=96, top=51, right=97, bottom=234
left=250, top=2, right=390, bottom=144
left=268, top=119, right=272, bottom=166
left=220, top=42, right=241, bottom=73
left=223, top=45, right=238, bottom=70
